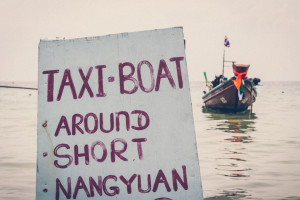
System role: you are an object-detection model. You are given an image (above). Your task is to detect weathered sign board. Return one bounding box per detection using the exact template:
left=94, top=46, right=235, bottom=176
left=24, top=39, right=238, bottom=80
left=37, top=27, right=203, bottom=200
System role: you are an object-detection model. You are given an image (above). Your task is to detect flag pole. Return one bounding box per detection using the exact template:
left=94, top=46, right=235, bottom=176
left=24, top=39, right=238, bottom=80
left=222, top=46, right=225, bottom=77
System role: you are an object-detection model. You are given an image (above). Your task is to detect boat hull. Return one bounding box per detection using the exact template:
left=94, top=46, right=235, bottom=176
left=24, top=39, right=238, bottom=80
left=202, top=79, right=257, bottom=112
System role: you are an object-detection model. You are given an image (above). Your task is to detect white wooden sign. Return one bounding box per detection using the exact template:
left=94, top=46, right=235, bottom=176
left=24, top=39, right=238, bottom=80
left=37, top=27, right=203, bottom=200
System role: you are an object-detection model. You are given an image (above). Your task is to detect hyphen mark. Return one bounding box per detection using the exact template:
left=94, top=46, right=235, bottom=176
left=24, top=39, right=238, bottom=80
left=108, top=76, right=115, bottom=82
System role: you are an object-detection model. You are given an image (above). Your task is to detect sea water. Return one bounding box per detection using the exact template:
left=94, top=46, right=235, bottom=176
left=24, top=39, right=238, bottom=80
left=0, top=81, right=300, bottom=200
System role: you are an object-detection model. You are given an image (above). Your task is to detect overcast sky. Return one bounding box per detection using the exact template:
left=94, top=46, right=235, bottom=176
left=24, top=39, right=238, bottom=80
left=0, top=0, right=299, bottom=82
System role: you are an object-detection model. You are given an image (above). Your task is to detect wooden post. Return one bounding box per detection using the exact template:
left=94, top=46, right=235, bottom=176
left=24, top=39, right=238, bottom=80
left=249, top=80, right=253, bottom=119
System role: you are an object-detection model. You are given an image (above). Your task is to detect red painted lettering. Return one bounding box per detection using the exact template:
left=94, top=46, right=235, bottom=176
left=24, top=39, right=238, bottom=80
left=78, top=67, right=94, bottom=98
left=73, top=176, right=91, bottom=199
left=111, top=138, right=128, bottom=162
left=57, top=69, right=77, bottom=101
left=172, top=165, right=188, bottom=191
left=170, top=57, right=184, bottom=89
left=155, top=59, right=176, bottom=91
left=131, top=110, right=150, bottom=130
left=103, top=175, right=120, bottom=196
left=153, top=169, right=171, bottom=192
left=91, top=141, right=107, bottom=162
left=42, top=70, right=59, bottom=102
left=55, top=116, right=71, bottom=137
left=54, top=144, right=73, bottom=169
left=56, top=177, right=71, bottom=200
left=132, top=138, right=147, bottom=160
left=72, top=114, right=84, bottom=135
left=89, top=176, right=103, bottom=197
left=95, top=65, right=106, bottom=97
left=74, top=144, right=89, bottom=166
left=84, top=113, right=98, bottom=134
left=119, top=62, right=138, bottom=94
left=137, top=60, right=155, bottom=92
left=138, top=174, right=151, bottom=193
left=120, top=174, right=137, bottom=194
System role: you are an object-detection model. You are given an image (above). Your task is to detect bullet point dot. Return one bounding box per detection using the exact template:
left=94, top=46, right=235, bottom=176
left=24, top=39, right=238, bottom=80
left=43, top=152, right=48, bottom=157
left=43, top=188, right=48, bottom=193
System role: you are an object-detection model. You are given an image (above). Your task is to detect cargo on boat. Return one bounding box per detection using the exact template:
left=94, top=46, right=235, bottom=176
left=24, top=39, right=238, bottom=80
left=202, top=72, right=257, bottom=112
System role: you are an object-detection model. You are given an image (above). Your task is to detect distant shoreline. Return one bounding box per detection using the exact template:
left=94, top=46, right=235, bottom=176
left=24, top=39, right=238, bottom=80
left=0, top=85, right=37, bottom=90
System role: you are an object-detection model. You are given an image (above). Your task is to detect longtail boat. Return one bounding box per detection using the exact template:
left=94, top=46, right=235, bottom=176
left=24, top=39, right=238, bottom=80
left=202, top=63, right=258, bottom=112
left=202, top=36, right=260, bottom=113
